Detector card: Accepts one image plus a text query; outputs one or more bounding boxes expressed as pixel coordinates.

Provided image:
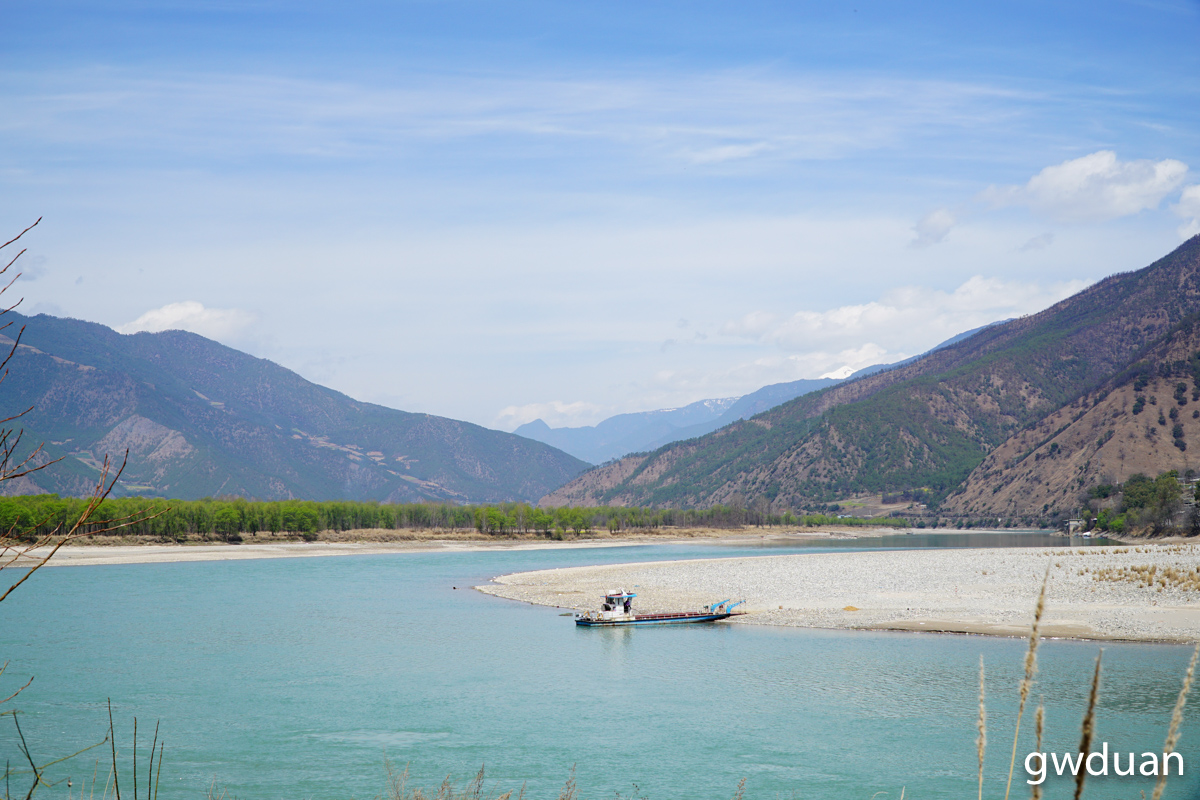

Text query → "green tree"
[1148,472,1183,534]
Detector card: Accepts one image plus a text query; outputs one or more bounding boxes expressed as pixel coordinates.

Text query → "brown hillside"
[943,319,1200,519]
[540,455,645,506]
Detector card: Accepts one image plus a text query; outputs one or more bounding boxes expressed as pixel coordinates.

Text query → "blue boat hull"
[574,612,744,627]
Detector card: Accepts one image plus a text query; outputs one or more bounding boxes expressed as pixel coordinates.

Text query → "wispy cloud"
[683,141,774,164]
[118,301,256,343]
[722,275,1090,359]
[1,68,1040,170]
[1018,232,1055,252]
[1174,185,1200,239]
[910,208,957,248]
[720,310,778,337]
[637,342,899,401]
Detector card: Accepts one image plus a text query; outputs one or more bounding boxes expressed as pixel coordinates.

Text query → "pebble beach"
[478,545,1200,643]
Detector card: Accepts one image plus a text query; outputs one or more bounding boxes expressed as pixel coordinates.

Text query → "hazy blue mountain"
[514,397,739,465]
[0,312,589,502]
[518,323,1010,464]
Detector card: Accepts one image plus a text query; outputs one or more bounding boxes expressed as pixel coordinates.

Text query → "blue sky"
[5,1,1200,430]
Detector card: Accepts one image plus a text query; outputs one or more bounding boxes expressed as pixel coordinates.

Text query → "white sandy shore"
[8,528,890,567]
[478,546,1200,643]
[10,539,643,567]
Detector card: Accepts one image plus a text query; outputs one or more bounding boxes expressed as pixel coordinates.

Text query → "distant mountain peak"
[818,365,857,380]
[702,396,741,411]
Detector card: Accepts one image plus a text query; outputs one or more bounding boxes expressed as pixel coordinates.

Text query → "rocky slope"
[942,318,1200,518]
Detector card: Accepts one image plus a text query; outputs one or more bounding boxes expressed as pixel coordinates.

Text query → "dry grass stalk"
[1031,702,1044,800]
[731,776,746,800]
[205,777,234,800]
[1004,564,1049,800]
[384,756,408,800]
[557,765,577,800]
[1073,652,1102,800]
[146,721,159,800]
[153,742,163,800]
[977,655,987,800]
[1091,564,1200,592]
[1152,642,1199,800]
[108,700,120,800]
[381,762,528,800]
[3,712,106,798]
[0,661,34,706]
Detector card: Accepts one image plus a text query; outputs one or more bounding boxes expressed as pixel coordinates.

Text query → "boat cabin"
[598,588,636,619]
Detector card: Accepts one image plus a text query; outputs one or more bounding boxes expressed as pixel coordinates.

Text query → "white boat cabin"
[597,588,636,620]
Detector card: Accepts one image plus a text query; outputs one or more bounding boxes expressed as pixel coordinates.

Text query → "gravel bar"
[477,545,1200,643]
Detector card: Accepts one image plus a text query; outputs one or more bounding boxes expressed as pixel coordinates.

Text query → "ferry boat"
[573,589,746,627]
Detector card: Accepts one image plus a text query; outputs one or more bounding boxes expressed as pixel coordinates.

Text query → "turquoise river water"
[2,533,1198,800]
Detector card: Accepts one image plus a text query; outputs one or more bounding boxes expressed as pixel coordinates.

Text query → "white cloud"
[720,310,777,338]
[639,343,900,402]
[1174,185,1200,239]
[495,400,610,431]
[118,301,256,342]
[726,275,1090,358]
[984,151,1188,223]
[1018,232,1054,252]
[910,208,957,248]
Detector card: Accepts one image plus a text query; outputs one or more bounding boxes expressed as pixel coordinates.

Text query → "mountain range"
[516,323,1001,464]
[10,234,1200,521]
[0,312,588,503]
[545,235,1200,522]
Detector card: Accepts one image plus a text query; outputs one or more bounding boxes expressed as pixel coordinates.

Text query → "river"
[1,533,1196,799]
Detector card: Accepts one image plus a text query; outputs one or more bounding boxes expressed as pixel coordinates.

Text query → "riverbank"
[13,526,897,567]
[478,545,1200,643]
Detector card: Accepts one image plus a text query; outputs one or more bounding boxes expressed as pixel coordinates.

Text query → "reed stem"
[1074,651,1102,800]
[1152,642,1199,800]
[108,700,120,800]
[978,655,987,800]
[1005,564,1049,800]
[1031,702,1043,800]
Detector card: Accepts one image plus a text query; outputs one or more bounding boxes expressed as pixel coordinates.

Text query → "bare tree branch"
[0,218,41,253]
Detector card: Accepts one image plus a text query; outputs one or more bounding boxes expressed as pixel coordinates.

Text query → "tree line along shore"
[6,472,1199,544]
[0,494,913,544]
